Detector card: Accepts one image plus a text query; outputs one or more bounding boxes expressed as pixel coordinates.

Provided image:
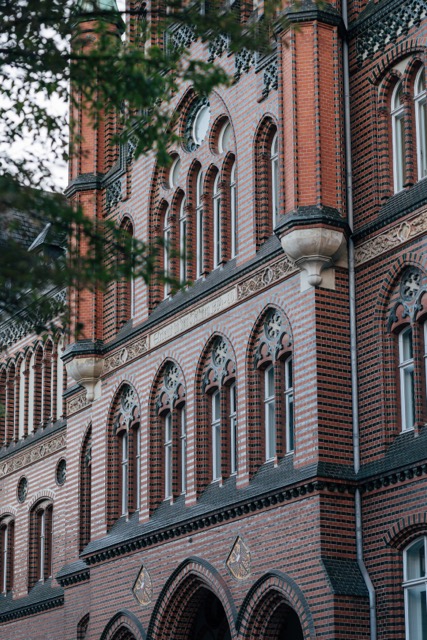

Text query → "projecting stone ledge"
[275,206,349,291]
[63,340,105,402]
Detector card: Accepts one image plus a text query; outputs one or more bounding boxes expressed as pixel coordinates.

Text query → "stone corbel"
[63,340,105,402]
[275,207,349,291]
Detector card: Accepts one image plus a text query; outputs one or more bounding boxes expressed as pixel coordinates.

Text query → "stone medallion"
[226,536,251,580]
[132,565,153,606]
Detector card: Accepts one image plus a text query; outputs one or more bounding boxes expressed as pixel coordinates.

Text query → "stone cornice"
[57,569,90,588]
[0,593,64,623]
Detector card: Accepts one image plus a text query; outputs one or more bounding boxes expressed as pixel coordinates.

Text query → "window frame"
[415,67,427,182]
[230,162,237,259]
[0,517,14,594]
[264,364,276,461]
[163,205,171,298]
[403,536,427,640]
[270,132,279,227]
[196,169,204,278]
[212,389,221,480]
[229,382,237,474]
[391,80,406,193]
[164,411,173,499]
[179,197,187,284]
[284,356,294,453]
[213,173,221,269]
[180,405,187,494]
[399,326,415,432]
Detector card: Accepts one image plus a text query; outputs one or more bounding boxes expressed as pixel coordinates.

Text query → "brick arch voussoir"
[378,69,402,108]
[245,302,293,364]
[237,570,316,640]
[370,39,427,86]
[149,357,186,404]
[384,512,427,550]
[147,557,238,640]
[105,379,141,427]
[27,490,55,512]
[0,506,17,518]
[100,610,146,640]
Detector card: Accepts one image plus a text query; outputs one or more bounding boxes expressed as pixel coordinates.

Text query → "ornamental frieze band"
[355,208,427,265]
[0,433,66,479]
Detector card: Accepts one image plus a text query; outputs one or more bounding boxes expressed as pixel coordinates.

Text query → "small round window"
[17,476,28,503]
[192,104,210,146]
[56,459,67,486]
[169,156,181,189]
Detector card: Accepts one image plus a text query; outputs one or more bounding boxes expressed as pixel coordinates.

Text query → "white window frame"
[399,327,415,432]
[196,170,204,278]
[392,80,406,193]
[135,427,141,510]
[56,337,65,421]
[403,537,427,640]
[169,155,181,189]
[284,356,294,453]
[264,364,276,460]
[121,431,129,516]
[271,132,279,226]
[180,406,187,493]
[163,206,171,298]
[39,509,45,581]
[212,390,221,480]
[1,521,10,594]
[218,120,231,154]
[213,173,221,268]
[18,358,25,439]
[28,351,35,435]
[229,383,237,474]
[179,197,187,284]
[164,412,173,499]
[230,162,237,258]
[415,67,427,181]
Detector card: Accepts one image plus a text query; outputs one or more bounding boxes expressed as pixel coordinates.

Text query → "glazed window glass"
[392,81,406,193]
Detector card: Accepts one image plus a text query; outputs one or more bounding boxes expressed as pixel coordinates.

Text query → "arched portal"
[111,629,137,640]
[185,587,231,640]
[262,600,304,639]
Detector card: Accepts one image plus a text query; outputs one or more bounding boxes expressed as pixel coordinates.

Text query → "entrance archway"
[187,587,231,640]
[265,601,304,639]
[111,629,137,640]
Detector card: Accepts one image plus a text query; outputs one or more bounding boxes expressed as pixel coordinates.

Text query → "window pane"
[407,540,426,580]
[403,367,415,429]
[287,394,294,452]
[408,585,427,640]
[266,366,275,398]
[213,391,221,421]
[266,400,276,459]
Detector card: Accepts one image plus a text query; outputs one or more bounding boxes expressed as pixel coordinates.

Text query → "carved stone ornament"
[132,565,153,606]
[226,536,251,580]
[170,24,196,50]
[0,433,66,479]
[234,48,255,82]
[203,337,235,391]
[355,210,427,266]
[104,337,148,374]
[115,385,140,431]
[237,257,297,300]
[254,309,289,366]
[262,59,279,98]
[356,0,427,65]
[0,289,66,350]
[106,179,122,210]
[67,391,90,415]
[400,268,422,301]
[208,33,230,62]
[126,137,137,165]
[156,362,183,411]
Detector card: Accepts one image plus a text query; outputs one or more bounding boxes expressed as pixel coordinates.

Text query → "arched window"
[0,368,6,445]
[179,197,187,283]
[55,336,65,422]
[6,362,16,445]
[415,67,427,181]
[0,516,14,594]
[196,169,204,278]
[18,355,26,439]
[117,219,134,328]
[213,173,221,269]
[197,337,237,492]
[153,362,186,508]
[29,500,53,589]
[80,427,92,551]
[399,327,415,432]
[271,131,279,226]
[27,350,35,435]
[403,537,427,639]
[42,340,53,426]
[33,344,44,431]
[392,80,406,193]
[108,385,141,526]
[163,205,171,298]
[230,162,237,258]
[250,309,294,472]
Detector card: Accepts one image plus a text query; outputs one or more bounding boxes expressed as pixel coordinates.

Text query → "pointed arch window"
[415,67,427,181]
[196,169,204,278]
[213,173,221,268]
[179,197,187,283]
[0,516,14,594]
[230,162,237,258]
[29,500,53,589]
[80,428,92,551]
[392,80,406,193]
[229,382,237,474]
[163,205,171,298]
[271,132,279,225]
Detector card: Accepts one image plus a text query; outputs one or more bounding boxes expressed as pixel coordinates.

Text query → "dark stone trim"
[359,462,427,494]
[321,558,369,597]
[63,383,84,399]
[81,477,353,566]
[0,420,66,462]
[353,179,427,242]
[64,173,104,197]
[57,569,90,588]
[0,583,64,623]
[282,0,343,30]
[275,206,350,238]
[100,609,146,640]
[62,339,105,364]
[350,0,412,36]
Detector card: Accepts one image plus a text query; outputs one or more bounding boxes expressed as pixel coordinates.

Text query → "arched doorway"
[111,629,137,640]
[187,587,231,640]
[267,601,304,640]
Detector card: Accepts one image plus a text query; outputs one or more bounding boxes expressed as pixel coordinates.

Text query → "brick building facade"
[1,0,427,638]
